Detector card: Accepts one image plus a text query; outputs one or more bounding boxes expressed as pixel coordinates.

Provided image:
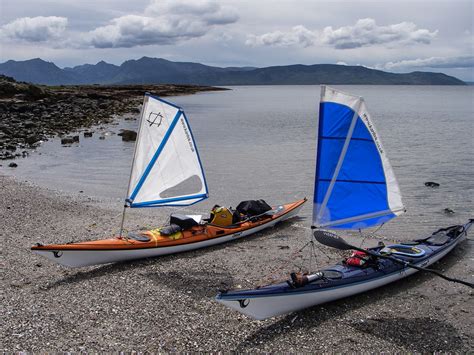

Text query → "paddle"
[313,230,474,288]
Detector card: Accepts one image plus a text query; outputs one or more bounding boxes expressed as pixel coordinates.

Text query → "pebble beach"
[1,174,473,352]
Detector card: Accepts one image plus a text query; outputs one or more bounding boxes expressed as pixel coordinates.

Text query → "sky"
[0,0,473,81]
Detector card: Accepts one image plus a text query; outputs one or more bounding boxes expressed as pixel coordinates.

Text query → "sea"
[3,85,473,239]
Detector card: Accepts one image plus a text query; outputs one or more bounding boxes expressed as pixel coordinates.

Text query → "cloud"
[246,18,437,49]
[322,18,437,49]
[1,16,67,42]
[146,0,238,24]
[383,56,474,70]
[83,0,238,48]
[246,25,316,47]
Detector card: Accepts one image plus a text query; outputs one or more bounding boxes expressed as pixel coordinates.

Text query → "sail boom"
[130,193,208,208]
[314,207,406,229]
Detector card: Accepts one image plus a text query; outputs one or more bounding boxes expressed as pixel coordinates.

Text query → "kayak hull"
[216,221,472,320]
[31,198,306,267]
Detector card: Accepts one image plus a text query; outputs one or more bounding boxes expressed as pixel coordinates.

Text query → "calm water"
[3,85,473,238]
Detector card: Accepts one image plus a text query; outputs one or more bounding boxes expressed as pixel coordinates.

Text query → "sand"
[1,174,473,352]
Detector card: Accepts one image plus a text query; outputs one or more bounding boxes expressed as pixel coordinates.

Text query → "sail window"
[160,175,203,199]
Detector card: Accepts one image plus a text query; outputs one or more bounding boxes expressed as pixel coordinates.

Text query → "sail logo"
[180,118,195,152]
[147,112,163,127]
[361,112,384,154]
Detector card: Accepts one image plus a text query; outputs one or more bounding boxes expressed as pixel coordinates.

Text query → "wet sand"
[1,174,473,352]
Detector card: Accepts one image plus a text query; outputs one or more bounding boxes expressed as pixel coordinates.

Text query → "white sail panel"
[126,94,208,207]
[313,86,404,229]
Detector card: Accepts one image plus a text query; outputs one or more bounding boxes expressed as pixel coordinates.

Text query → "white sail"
[126,94,208,207]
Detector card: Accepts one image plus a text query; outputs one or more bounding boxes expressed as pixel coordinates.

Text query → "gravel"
[1,175,473,352]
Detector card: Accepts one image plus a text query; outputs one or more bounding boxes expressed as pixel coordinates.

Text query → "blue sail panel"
[313,86,404,230]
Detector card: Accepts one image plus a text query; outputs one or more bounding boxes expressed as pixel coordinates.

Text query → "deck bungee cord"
[313,226,474,289]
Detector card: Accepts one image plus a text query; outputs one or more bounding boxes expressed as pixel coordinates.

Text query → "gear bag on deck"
[236,199,272,217]
[209,206,234,227]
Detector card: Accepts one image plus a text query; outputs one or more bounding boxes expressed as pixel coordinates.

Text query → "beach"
[1,174,473,352]
[2,0,473,351]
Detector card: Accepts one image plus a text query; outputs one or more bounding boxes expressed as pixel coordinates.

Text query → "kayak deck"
[31,198,306,267]
[216,221,472,319]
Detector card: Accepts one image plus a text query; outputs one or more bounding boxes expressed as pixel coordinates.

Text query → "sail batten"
[126,94,208,208]
[313,86,404,230]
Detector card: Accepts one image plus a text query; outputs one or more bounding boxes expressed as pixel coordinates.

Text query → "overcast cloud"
[246,19,438,49]
[0,0,472,80]
[83,0,238,48]
[383,55,474,70]
[1,16,68,42]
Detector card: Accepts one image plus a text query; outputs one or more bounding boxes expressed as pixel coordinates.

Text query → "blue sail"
[312,86,404,230]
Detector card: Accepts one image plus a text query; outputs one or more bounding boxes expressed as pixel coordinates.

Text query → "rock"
[425,182,440,187]
[25,134,41,145]
[84,131,93,137]
[118,129,137,142]
[8,162,18,168]
[0,77,220,160]
[61,136,75,145]
[0,151,14,160]
[444,208,455,214]
[23,121,37,129]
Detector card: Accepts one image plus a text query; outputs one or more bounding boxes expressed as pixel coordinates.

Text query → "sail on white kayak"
[126,94,208,207]
[313,86,405,229]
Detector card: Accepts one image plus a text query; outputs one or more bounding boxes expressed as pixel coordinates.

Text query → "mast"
[119,94,149,237]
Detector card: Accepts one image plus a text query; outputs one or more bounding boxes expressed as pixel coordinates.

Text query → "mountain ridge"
[0,57,466,86]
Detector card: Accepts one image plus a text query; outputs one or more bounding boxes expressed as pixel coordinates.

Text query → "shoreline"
[0,77,227,160]
[1,174,473,352]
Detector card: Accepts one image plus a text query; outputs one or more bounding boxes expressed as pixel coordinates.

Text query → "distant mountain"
[63,60,120,84]
[0,58,79,85]
[0,57,466,86]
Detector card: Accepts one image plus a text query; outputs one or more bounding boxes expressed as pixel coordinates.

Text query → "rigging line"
[308,240,318,273]
[256,240,316,287]
[369,222,386,240]
[317,239,334,261]
[359,223,387,248]
[359,228,367,248]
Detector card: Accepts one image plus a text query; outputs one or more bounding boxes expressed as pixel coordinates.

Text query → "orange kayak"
[31,198,306,267]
